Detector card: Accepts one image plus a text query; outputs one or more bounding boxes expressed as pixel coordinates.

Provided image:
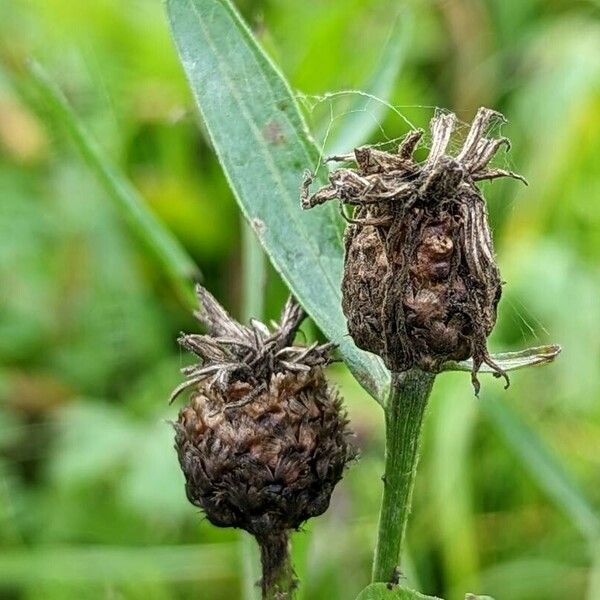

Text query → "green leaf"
[167,0,390,401]
[443,344,561,374]
[355,583,441,600]
[326,13,412,156]
[25,61,200,309]
[355,587,495,600]
[482,397,600,543]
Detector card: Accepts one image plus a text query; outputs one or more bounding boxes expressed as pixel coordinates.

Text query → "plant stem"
[241,220,266,322]
[372,369,436,583]
[258,531,296,599]
[240,221,295,598]
[240,219,267,600]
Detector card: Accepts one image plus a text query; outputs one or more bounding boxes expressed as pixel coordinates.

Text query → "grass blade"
[241,220,266,323]
[482,397,600,543]
[25,61,200,308]
[167,0,390,401]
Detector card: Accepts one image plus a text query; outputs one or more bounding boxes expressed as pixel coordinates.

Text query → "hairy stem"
[372,369,436,583]
[258,531,296,599]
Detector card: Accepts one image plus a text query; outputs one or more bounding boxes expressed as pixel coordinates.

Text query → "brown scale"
[302,108,526,393]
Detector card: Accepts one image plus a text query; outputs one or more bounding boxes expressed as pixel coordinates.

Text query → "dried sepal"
[302,107,527,393]
[443,344,561,374]
[170,285,335,403]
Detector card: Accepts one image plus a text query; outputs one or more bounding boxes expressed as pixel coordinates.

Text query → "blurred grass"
[1,0,599,599]
[23,60,200,309]
[0,544,237,584]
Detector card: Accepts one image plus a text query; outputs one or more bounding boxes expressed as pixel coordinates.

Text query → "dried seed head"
[302,108,526,393]
[171,286,355,590]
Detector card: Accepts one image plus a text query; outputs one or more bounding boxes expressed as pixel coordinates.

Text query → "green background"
[0,0,599,598]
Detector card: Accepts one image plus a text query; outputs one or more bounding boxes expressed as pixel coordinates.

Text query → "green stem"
[241,220,266,322]
[240,218,267,600]
[240,221,294,598]
[372,369,436,583]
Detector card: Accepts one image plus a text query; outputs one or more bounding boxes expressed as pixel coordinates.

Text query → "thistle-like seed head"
[172,286,355,539]
[302,108,526,393]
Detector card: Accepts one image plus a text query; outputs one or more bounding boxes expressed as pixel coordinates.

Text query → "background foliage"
[1,0,599,599]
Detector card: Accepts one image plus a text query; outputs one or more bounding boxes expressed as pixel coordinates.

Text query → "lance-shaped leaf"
[167,0,390,401]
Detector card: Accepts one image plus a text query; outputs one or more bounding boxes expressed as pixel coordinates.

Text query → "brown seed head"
[172,286,355,539]
[302,108,526,393]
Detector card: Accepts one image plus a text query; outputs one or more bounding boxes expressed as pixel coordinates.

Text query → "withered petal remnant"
[302,107,526,394]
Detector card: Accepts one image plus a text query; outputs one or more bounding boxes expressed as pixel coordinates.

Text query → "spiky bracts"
[170,286,334,405]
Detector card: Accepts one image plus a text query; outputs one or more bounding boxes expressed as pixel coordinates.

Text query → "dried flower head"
[302,107,526,393]
[172,286,355,594]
